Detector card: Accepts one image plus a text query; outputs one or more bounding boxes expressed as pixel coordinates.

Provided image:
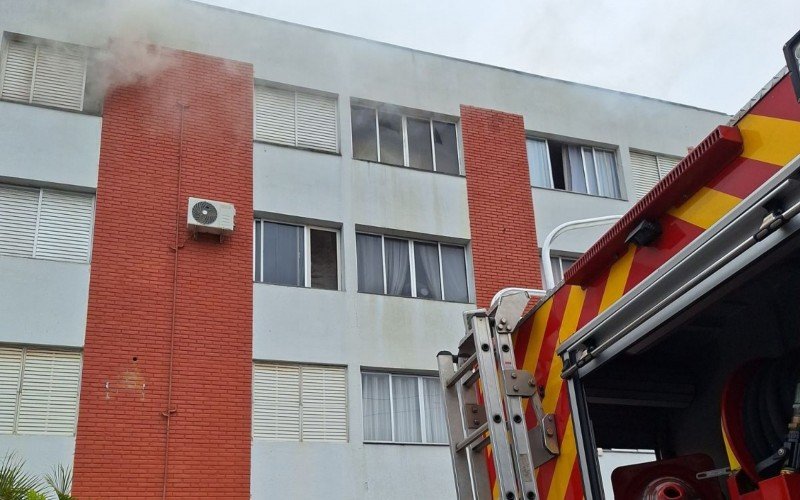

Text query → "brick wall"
[460,105,541,308]
[72,49,254,498]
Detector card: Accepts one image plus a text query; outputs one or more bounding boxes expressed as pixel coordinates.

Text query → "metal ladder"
[437,290,559,500]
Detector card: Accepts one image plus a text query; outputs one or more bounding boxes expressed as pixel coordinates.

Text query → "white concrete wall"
[0,1,731,498]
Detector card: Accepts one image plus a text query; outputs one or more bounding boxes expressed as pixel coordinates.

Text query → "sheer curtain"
[422,377,448,444]
[356,234,384,294]
[264,222,303,286]
[392,375,421,442]
[526,139,552,188]
[595,149,621,198]
[581,148,599,195]
[362,373,392,441]
[384,238,411,296]
[414,242,441,300]
[441,245,468,302]
[563,145,587,194]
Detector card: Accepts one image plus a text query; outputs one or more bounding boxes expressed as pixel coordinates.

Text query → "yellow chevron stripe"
[521,298,554,375]
[598,244,636,313]
[668,186,741,230]
[545,415,577,500]
[739,114,800,166]
[541,288,585,415]
[722,424,742,472]
[558,286,586,344]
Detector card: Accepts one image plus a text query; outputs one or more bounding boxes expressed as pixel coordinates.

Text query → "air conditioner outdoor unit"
[187,197,235,235]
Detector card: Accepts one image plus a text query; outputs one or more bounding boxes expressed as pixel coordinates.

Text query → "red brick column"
[460,105,541,308]
[72,49,253,498]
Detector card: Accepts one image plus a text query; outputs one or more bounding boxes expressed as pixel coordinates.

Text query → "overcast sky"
[199,0,797,114]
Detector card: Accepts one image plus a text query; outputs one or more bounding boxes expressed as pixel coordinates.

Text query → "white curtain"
[263,222,303,286]
[356,234,384,294]
[441,245,468,302]
[595,149,621,198]
[392,375,421,442]
[422,378,448,444]
[564,145,586,194]
[581,148,599,195]
[384,238,411,296]
[414,242,441,300]
[526,139,552,188]
[362,373,392,441]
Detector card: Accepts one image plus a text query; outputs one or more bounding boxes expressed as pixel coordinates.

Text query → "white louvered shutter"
[253,363,301,441]
[0,184,40,258]
[16,350,82,435]
[1,41,36,102]
[254,86,296,147]
[0,348,23,434]
[301,365,347,442]
[34,190,94,262]
[657,156,680,178]
[296,92,338,153]
[630,151,660,200]
[30,44,86,111]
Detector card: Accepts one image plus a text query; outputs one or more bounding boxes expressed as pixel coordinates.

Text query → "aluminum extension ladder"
[437,290,559,500]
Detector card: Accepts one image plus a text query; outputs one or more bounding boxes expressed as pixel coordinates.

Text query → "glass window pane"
[441,245,468,302]
[310,229,338,290]
[362,373,392,442]
[413,242,441,300]
[356,233,384,294]
[582,148,599,196]
[595,149,621,198]
[527,139,552,188]
[422,378,448,444]
[407,118,433,171]
[263,222,304,286]
[351,105,377,162]
[254,221,262,282]
[378,111,404,166]
[433,121,459,175]
[564,145,588,194]
[392,375,421,443]
[384,238,411,297]
[550,256,563,283]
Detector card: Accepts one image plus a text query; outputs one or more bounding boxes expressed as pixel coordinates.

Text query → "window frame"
[361,370,447,446]
[351,104,462,175]
[253,219,342,290]
[355,231,470,302]
[252,361,349,443]
[549,254,580,284]
[527,136,624,199]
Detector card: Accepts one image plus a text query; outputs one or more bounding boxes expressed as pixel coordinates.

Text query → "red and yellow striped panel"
[496,74,800,499]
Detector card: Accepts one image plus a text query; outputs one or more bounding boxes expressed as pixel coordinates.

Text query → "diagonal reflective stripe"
[599,244,636,313]
[739,114,800,167]
[668,186,741,230]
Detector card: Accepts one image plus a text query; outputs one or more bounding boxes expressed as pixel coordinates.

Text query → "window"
[362,371,447,444]
[253,220,340,290]
[0,347,82,435]
[356,233,469,302]
[254,85,338,153]
[549,255,578,284]
[351,104,460,174]
[0,184,94,263]
[527,138,622,198]
[253,362,347,442]
[1,37,88,111]
[629,151,681,200]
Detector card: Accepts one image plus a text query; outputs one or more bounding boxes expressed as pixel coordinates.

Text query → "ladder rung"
[462,367,480,388]
[473,434,491,453]
[447,352,478,387]
[455,422,489,453]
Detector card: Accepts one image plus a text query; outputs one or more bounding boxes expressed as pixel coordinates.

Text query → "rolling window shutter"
[254,86,296,147]
[16,349,82,435]
[0,348,23,434]
[0,184,40,258]
[301,365,347,442]
[657,156,680,178]
[30,44,86,111]
[253,363,301,441]
[630,151,660,200]
[1,40,36,102]
[296,92,338,153]
[34,189,94,262]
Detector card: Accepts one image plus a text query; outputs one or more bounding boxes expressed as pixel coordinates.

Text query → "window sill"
[253,139,342,157]
[364,440,448,447]
[530,184,629,202]
[253,281,343,292]
[352,158,465,178]
[0,97,101,117]
[356,290,473,305]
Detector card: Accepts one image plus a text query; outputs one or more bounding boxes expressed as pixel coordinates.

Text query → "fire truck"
[437,29,800,499]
